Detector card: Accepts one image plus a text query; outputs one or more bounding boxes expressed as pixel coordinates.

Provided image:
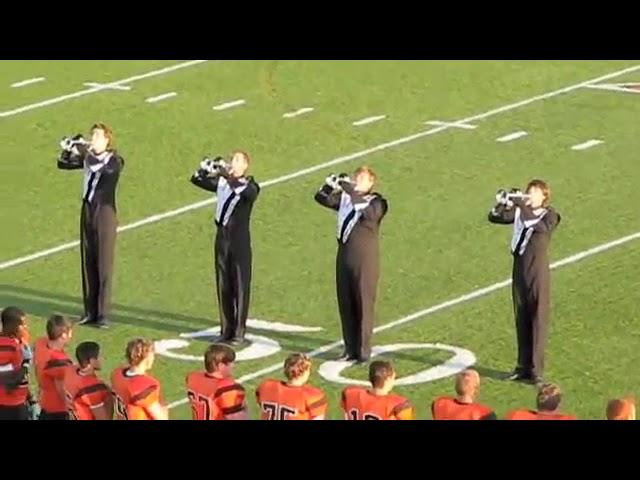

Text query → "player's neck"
[287,378,306,387]
[457,395,475,404]
[128,365,147,376]
[79,366,96,376]
[370,387,391,396]
[47,339,65,351]
[206,371,225,379]
[538,409,560,416]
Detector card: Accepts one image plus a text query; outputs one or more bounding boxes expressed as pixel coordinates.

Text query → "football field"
[1,60,639,419]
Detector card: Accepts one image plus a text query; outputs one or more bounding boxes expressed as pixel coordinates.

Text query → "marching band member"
[57,124,125,329]
[314,166,388,363]
[489,180,561,384]
[190,152,260,345]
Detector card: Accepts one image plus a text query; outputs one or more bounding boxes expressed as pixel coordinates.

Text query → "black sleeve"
[190,171,220,193]
[488,204,515,224]
[314,184,341,211]
[57,150,85,170]
[234,176,260,203]
[361,195,388,223]
[102,154,124,175]
[520,205,561,233]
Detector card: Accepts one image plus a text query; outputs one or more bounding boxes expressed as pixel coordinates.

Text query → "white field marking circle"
[318,343,476,386]
[155,319,323,362]
[155,330,280,362]
[245,319,323,332]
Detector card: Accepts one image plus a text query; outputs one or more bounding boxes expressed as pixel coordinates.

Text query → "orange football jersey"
[186,372,246,420]
[505,409,577,420]
[341,386,414,420]
[431,396,496,420]
[0,336,29,406]
[34,337,73,413]
[111,367,163,420]
[64,367,111,420]
[256,379,328,420]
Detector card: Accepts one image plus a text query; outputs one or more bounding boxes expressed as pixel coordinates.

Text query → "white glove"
[199,158,216,174]
[325,174,339,189]
[495,189,508,206]
[60,137,74,152]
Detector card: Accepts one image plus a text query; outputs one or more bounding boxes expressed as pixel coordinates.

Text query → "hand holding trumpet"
[325,173,353,191]
[197,156,228,176]
[495,188,531,208]
[59,134,90,156]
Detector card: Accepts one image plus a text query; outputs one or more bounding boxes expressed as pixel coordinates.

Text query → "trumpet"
[199,156,229,175]
[495,188,531,206]
[325,173,353,190]
[59,136,91,152]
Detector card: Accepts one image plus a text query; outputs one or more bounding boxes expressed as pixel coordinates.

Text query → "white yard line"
[583,83,640,94]
[167,230,640,409]
[10,77,46,88]
[571,139,604,151]
[213,99,246,111]
[2,63,640,272]
[0,60,207,118]
[496,130,528,142]
[283,107,314,118]
[145,92,177,103]
[352,115,386,126]
[425,120,477,130]
[83,82,131,91]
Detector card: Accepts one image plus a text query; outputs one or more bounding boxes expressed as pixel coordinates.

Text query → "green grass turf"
[1,60,639,419]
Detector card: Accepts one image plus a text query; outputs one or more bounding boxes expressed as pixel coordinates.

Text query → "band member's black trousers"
[511,258,550,378]
[215,228,252,341]
[336,243,379,360]
[80,201,117,322]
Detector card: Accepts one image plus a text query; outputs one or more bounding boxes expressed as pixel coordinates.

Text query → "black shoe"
[213,335,232,344]
[355,357,370,365]
[77,316,95,326]
[507,370,533,382]
[229,338,249,347]
[90,319,110,330]
[335,351,357,361]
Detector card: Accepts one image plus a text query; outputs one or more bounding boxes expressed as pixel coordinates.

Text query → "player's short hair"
[526,179,551,207]
[126,338,154,367]
[76,341,100,368]
[1,306,26,336]
[232,150,251,165]
[46,314,73,341]
[606,398,636,420]
[354,165,377,184]
[283,353,312,381]
[455,369,480,396]
[91,122,114,148]
[536,383,562,412]
[204,344,236,373]
[369,360,395,389]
